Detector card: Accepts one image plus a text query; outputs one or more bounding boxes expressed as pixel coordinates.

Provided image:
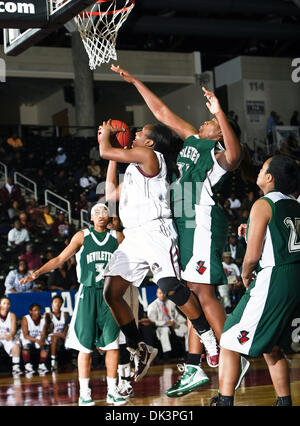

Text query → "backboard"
[3,0,97,56]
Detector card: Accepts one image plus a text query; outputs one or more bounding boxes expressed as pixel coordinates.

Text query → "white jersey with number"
[21,314,45,340]
[119,151,172,229]
[49,311,67,334]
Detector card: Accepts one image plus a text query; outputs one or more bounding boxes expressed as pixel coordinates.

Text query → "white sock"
[106,377,117,392]
[79,378,90,396]
[118,363,131,380]
[12,357,20,364]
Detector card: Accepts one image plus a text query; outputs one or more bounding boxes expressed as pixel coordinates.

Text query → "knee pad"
[157,277,191,306]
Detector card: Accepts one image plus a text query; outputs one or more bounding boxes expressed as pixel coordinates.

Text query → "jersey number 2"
[284,217,300,253]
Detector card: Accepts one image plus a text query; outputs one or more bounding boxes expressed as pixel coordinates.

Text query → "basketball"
[98,119,132,148]
[110,119,132,148]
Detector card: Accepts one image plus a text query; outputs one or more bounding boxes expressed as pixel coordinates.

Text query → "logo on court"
[196,260,206,275]
[238,330,249,345]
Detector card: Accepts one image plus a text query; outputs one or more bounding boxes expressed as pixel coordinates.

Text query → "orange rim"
[79,0,134,17]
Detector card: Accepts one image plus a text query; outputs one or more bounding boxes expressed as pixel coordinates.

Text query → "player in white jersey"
[99,120,218,382]
[20,303,50,375]
[0,296,22,376]
[211,155,300,406]
[45,295,68,371]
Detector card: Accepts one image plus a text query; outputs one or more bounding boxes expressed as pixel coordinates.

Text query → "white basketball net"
[74,0,135,70]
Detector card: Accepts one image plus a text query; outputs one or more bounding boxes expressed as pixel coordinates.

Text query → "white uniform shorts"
[104,218,181,287]
[0,338,19,356]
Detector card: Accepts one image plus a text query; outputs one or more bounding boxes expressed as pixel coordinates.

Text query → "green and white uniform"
[172,135,229,285]
[221,192,300,356]
[65,227,122,353]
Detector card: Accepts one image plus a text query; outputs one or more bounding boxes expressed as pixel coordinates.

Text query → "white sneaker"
[38,363,49,374]
[235,356,250,390]
[12,364,22,376]
[165,364,209,397]
[25,362,34,373]
[106,387,127,406]
[118,379,134,399]
[198,329,219,368]
[78,389,95,406]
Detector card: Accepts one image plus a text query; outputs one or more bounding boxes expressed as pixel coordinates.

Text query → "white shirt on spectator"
[7,227,30,247]
[228,197,241,209]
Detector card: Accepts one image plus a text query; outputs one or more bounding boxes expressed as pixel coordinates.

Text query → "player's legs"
[263,346,291,404]
[218,347,241,397]
[103,275,133,326]
[188,282,226,342]
[77,352,95,406]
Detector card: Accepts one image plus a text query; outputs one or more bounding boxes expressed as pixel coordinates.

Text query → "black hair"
[29,303,41,311]
[18,259,28,274]
[51,295,64,304]
[267,155,300,195]
[146,123,181,182]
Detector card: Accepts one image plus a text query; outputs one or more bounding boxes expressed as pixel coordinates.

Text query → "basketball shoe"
[118,378,134,399]
[78,388,95,406]
[127,342,158,382]
[24,362,34,373]
[12,364,22,376]
[106,388,127,406]
[198,329,219,368]
[165,364,209,398]
[38,363,49,374]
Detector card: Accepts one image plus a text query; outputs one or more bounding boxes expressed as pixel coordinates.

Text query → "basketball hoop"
[72,0,135,70]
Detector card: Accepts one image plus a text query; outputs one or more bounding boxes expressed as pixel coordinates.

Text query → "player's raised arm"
[111,65,197,140]
[105,160,122,203]
[203,88,242,171]
[19,231,84,285]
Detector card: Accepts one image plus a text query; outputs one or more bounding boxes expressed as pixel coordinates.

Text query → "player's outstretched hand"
[202,87,221,115]
[19,272,37,285]
[111,64,135,83]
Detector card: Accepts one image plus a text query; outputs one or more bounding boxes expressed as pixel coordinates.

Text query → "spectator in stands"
[79,170,98,201]
[19,211,35,235]
[44,295,68,371]
[35,168,50,202]
[89,145,100,162]
[55,147,67,168]
[147,288,188,360]
[0,296,22,376]
[0,176,25,209]
[7,200,21,220]
[7,218,30,249]
[51,211,73,239]
[227,192,242,211]
[19,243,42,273]
[224,232,246,270]
[75,192,90,219]
[47,262,78,291]
[87,159,101,178]
[4,260,39,294]
[252,147,266,168]
[7,132,23,151]
[41,205,54,230]
[20,303,49,375]
[138,302,159,351]
[220,252,242,314]
[290,111,299,126]
[237,209,249,227]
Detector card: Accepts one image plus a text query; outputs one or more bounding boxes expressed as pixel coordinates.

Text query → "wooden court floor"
[0,353,299,407]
